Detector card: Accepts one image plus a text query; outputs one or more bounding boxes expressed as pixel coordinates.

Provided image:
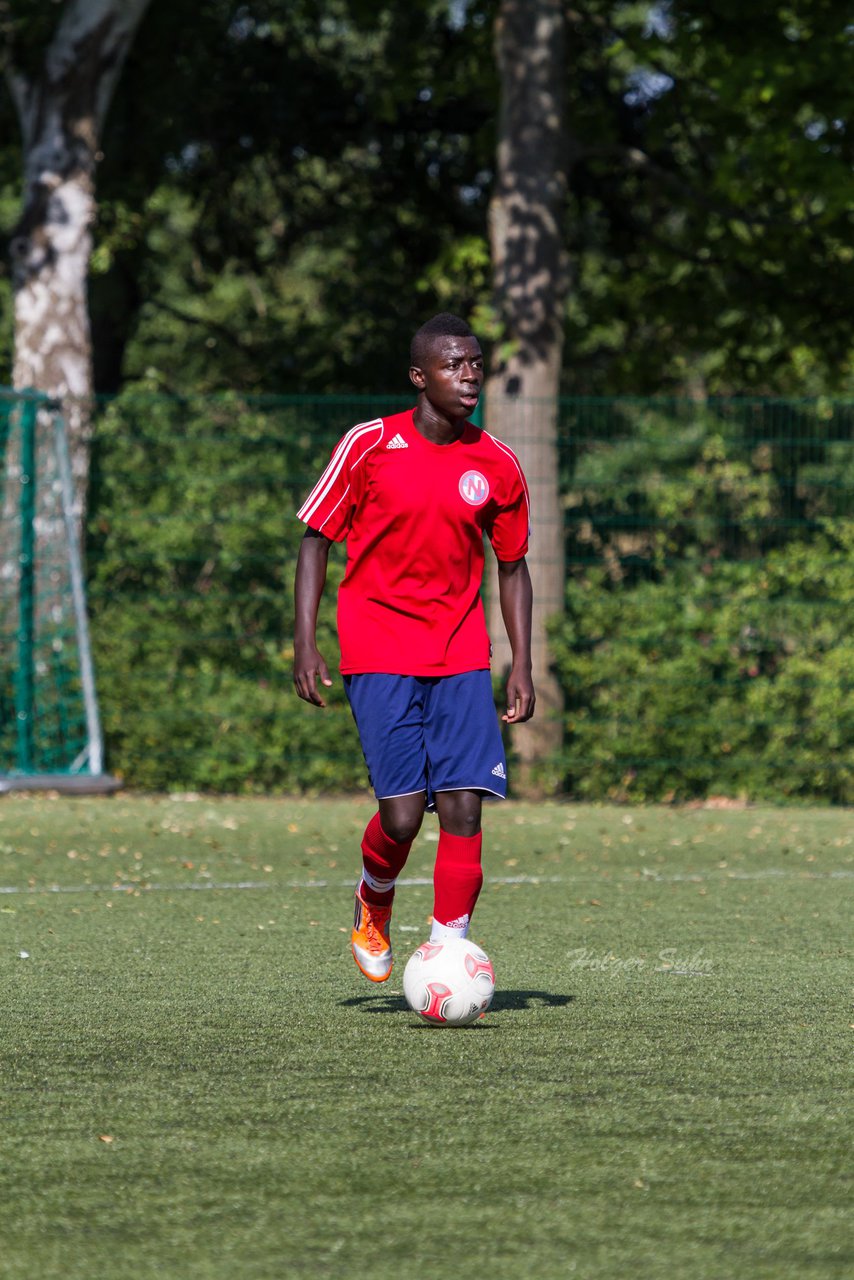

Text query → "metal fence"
[0,392,108,788]
[2,388,852,801]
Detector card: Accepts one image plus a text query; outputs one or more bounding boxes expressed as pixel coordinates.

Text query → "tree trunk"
[5,0,152,525]
[487,0,568,780]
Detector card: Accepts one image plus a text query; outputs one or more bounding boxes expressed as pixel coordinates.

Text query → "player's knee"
[450,811,481,838]
[384,815,423,844]
[379,800,425,845]
[436,791,482,837]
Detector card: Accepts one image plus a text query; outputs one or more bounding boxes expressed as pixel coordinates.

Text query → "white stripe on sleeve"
[297,418,384,527]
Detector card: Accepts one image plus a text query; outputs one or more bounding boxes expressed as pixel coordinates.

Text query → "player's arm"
[293,527,334,707]
[496,555,535,723]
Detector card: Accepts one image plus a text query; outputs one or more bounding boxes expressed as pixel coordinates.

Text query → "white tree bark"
[487,0,568,776]
[5,0,152,524]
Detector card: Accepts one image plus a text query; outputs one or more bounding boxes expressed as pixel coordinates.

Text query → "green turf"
[0,795,851,1279]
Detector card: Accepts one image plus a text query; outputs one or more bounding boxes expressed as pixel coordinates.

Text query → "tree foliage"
[2,2,851,798]
[85,391,389,791]
[4,0,851,396]
[78,390,852,799]
[562,0,854,393]
[548,399,854,802]
[86,0,497,394]
[550,527,854,804]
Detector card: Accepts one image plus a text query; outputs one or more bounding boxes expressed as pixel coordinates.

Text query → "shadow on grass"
[339,990,575,1015]
[492,989,575,1011]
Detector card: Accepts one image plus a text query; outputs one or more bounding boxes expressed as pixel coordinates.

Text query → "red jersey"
[297,409,530,676]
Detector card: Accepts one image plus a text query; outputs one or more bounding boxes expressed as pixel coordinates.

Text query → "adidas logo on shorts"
[491,762,506,779]
[386,433,408,449]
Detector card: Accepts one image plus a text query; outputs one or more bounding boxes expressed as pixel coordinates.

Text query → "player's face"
[410,337,484,419]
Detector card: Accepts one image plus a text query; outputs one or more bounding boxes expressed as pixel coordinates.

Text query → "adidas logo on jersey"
[386,433,408,449]
[491,762,506,778]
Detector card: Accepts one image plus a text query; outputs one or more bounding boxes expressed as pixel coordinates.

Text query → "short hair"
[410,313,475,368]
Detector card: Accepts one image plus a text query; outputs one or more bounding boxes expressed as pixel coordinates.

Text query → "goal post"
[1,389,119,794]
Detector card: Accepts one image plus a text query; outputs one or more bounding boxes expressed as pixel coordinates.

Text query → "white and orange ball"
[403,938,495,1026]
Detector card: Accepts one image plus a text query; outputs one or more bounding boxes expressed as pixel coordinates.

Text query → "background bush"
[87,390,408,793]
[550,528,853,803]
[86,393,852,801]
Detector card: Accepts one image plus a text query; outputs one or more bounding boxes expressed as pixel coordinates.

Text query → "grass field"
[0,794,851,1279]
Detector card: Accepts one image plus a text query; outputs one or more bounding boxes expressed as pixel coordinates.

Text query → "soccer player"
[293,313,534,982]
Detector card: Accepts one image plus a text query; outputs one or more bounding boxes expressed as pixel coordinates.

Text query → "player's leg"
[432,788,484,940]
[423,671,507,940]
[344,675,429,981]
[359,791,426,907]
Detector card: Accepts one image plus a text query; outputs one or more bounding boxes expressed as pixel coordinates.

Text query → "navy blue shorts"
[343,671,507,807]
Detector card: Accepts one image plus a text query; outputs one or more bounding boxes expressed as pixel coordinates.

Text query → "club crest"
[459,470,489,506]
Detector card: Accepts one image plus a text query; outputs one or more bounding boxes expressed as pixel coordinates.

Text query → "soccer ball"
[403,938,495,1026]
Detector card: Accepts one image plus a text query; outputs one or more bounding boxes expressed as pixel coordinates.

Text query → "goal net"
[0,390,117,792]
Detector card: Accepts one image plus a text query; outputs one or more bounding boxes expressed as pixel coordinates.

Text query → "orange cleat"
[351,888,393,982]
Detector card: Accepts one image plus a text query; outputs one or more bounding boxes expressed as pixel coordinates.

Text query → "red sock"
[432,829,484,932]
[359,812,412,906]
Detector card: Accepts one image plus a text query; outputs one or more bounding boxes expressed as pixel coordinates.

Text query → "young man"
[293,313,534,982]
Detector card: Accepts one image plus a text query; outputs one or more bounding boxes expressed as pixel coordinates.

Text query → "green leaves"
[86,389,405,791]
[4,0,851,395]
[551,531,853,804]
[550,394,854,801]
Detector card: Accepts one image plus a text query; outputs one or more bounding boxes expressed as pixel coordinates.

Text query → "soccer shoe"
[351,888,393,982]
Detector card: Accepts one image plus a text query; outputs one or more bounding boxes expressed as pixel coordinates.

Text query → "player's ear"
[409,364,425,390]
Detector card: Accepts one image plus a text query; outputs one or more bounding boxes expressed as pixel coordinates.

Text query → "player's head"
[409,313,484,421]
[410,313,476,369]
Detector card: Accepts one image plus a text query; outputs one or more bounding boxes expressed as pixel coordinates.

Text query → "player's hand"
[502,665,535,723]
[293,645,333,707]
